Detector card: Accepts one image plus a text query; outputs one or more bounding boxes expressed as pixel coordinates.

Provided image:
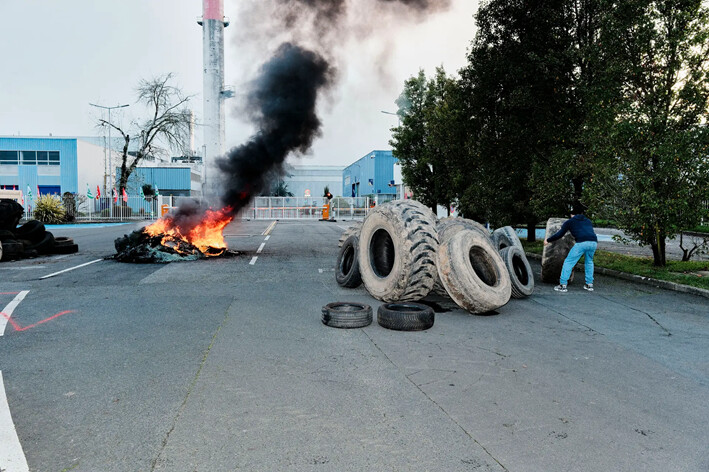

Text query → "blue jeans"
[560,241,598,285]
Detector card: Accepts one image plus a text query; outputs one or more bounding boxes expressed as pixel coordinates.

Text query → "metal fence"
[20,195,379,222]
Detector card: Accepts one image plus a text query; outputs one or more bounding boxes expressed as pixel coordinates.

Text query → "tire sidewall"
[437,230,512,313]
[335,235,362,288]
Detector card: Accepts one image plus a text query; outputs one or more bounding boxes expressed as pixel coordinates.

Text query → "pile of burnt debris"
[0,199,78,262]
[113,228,240,263]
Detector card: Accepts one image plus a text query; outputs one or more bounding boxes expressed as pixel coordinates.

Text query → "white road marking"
[0,291,29,337]
[249,256,258,265]
[262,221,278,236]
[264,235,270,241]
[39,259,102,280]
[0,371,30,472]
[257,243,266,254]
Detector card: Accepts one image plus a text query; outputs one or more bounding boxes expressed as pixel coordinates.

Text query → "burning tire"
[338,221,362,248]
[541,218,575,284]
[377,302,434,331]
[492,226,523,252]
[499,246,534,298]
[358,200,438,302]
[321,302,373,329]
[14,220,45,242]
[335,235,362,288]
[436,229,511,314]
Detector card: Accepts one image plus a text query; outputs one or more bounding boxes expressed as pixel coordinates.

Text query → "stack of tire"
[335,200,535,315]
[0,220,78,262]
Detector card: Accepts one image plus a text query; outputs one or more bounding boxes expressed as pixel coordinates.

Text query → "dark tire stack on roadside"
[0,199,79,262]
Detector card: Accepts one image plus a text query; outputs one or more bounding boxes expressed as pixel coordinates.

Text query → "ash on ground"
[112,229,240,263]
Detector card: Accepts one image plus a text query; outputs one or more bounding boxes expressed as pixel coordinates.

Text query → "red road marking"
[0,310,76,332]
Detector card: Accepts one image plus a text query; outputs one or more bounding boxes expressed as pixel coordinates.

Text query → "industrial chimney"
[198,0,230,195]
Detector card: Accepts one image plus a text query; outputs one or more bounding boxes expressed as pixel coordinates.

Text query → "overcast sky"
[0,0,478,167]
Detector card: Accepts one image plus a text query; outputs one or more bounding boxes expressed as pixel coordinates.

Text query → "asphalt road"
[1,219,707,472]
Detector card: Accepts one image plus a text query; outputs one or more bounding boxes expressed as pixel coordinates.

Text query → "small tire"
[14,220,45,242]
[321,302,373,329]
[499,246,535,298]
[541,218,575,284]
[491,226,523,252]
[26,231,55,254]
[436,229,512,314]
[53,236,75,247]
[335,235,362,288]
[50,243,79,255]
[338,221,363,248]
[377,302,434,331]
[359,200,438,302]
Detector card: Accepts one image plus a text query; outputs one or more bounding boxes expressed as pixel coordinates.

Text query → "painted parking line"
[0,371,30,472]
[249,256,258,265]
[39,259,103,280]
[0,291,29,337]
[257,243,266,254]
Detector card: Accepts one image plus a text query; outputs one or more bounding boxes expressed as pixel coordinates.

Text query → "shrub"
[34,195,66,224]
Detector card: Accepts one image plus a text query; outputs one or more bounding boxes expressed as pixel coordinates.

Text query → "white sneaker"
[554,284,568,293]
[584,284,594,292]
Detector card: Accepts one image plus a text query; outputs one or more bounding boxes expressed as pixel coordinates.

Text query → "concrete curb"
[525,252,709,300]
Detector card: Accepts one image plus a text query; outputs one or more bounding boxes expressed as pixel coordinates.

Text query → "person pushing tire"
[544,202,598,293]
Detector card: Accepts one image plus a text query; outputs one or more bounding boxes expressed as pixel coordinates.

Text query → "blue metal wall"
[0,137,78,193]
[119,167,192,194]
[342,150,397,197]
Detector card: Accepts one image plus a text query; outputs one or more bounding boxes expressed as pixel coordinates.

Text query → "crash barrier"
[334,200,537,315]
[246,197,380,220]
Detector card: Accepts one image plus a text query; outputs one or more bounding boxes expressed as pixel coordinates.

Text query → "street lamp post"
[90,102,129,218]
[381,110,401,127]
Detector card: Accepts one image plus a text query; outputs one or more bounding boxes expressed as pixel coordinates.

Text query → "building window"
[0,150,19,165]
[0,150,60,165]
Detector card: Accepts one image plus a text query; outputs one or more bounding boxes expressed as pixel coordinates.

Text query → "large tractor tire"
[437,217,491,244]
[499,246,535,298]
[337,221,363,248]
[436,229,512,314]
[541,218,575,283]
[358,200,438,302]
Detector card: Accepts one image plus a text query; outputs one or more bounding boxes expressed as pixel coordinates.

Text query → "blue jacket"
[547,215,597,243]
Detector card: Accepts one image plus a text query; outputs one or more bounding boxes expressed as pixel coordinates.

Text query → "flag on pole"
[27,185,33,200]
[37,185,41,198]
[140,186,145,200]
[122,188,128,203]
[154,185,160,197]
[20,190,24,206]
[96,185,101,199]
[87,183,94,199]
[113,188,118,203]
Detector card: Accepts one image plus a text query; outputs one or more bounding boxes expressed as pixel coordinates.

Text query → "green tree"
[590,0,709,266]
[390,68,461,213]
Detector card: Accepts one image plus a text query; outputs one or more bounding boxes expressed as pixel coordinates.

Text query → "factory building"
[282,165,345,198]
[0,136,200,200]
[342,150,398,200]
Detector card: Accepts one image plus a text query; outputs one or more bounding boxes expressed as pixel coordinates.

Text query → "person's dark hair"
[572,201,587,215]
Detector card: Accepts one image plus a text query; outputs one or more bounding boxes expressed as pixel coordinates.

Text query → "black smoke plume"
[217,42,335,213]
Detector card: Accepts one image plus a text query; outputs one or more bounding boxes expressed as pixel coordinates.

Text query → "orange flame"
[145,207,234,256]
